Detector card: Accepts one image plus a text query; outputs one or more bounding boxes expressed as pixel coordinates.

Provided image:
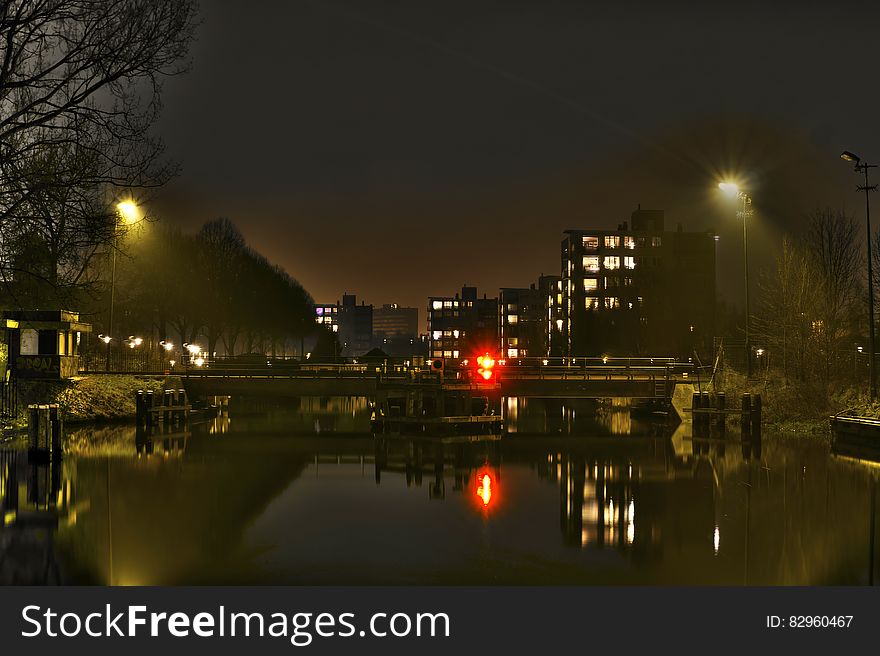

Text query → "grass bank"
[713,368,870,436]
[6,374,165,430]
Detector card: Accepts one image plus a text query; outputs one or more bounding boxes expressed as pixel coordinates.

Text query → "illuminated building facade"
[314,293,373,356]
[427,286,498,359]
[499,285,545,358]
[561,208,716,358]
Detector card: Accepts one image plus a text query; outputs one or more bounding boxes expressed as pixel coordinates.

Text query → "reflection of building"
[427,286,498,359]
[560,208,716,358]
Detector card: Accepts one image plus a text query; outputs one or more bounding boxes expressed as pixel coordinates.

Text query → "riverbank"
[713,369,870,436]
[4,375,165,432]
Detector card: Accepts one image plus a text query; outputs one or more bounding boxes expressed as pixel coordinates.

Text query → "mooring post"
[751,393,762,446]
[136,389,144,426]
[701,391,711,435]
[741,393,752,441]
[692,392,703,438]
[163,389,173,423]
[27,404,39,451]
[146,390,154,426]
[49,404,62,459]
[716,392,726,436]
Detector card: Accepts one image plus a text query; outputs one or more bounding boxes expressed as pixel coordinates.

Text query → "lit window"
[507,303,517,311]
[507,348,519,358]
[508,314,519,324]
[508,337,519,346]
[433,350,443,358]
[623,236,636,249]
[432,300,442,310]
[452,350,459,358]
[651,236,662,247]
[604,235,620,248]
[585,298,599,310]
[453,329,460,338]
[583,256,600,272]
[332,325,338,332]
[584,278,598,292]
[583,236,599,249]
[432,331,442,340]
[603,256,620,269]
[556,319,563,331]
[605,297,620,309]
[443,350,453,358]
[624,256,635,269]
[443,301,453,308]
[556,293,562,304]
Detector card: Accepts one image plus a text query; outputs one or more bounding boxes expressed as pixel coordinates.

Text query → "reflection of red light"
[476,469,495,507]
[480,369,493,380]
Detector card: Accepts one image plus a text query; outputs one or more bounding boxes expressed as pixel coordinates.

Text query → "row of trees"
[754,207,865,383]
[0,2,327,358]
[115,218,317,357]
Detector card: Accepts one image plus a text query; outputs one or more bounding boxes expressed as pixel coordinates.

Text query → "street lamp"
[106,200,140,370]
[718,181,754,376]
[841,150,877,399]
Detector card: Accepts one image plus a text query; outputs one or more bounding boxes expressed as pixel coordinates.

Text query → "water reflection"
[0,398,878,585]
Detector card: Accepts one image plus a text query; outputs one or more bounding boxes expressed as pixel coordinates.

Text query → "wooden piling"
[49,404,62,459]
[716,392,726,435]
[741,393,751,434]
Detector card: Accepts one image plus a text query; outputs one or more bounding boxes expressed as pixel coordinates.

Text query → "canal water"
[1,397,878,585]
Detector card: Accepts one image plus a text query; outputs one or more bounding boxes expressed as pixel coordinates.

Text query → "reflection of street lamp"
[106,200,140,371]
[841,151,877,400]
[719,182,754,377]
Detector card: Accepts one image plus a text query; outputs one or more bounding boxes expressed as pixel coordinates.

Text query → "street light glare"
[718,182,740,196]
[840,150,861,164]
[117,200,139,223]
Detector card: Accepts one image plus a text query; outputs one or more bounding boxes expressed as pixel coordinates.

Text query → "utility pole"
[841,151,877,400]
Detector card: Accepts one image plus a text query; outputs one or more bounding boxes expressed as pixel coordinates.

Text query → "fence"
[0,377,17,419]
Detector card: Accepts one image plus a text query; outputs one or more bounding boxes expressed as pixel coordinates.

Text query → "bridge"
[174,356,708,400]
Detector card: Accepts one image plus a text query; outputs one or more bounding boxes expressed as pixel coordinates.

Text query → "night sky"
[150,0,880,325]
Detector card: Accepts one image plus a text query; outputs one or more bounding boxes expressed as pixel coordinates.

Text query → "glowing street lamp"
[106,199,141,370]
[718,181,754,377]
[840,150,877,400]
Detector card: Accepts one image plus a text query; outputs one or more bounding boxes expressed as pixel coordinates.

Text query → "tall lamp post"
[719,182,754,377]
[841,151,877,400]
[106,200,140,371]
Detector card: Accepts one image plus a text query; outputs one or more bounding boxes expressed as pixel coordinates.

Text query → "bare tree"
[805,207,861,380]
[755,236,815,381]
[0,1,199,304]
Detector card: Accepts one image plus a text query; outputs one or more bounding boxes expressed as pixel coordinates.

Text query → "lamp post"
[719,182,754,377]
[107,201,139,371]
[841,151,877,400]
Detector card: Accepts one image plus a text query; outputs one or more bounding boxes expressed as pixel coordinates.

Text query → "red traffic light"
[475,352,496,382]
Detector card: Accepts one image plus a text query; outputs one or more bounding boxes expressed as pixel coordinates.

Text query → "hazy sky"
[149,0,880,324]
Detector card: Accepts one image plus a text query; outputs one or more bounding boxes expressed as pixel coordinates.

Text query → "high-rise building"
[560,208,715,358]
[372,304,418,339]
[314,293,373,356]
[537,274,564,357]
[427,286,498,359]
[499,285,545,358]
